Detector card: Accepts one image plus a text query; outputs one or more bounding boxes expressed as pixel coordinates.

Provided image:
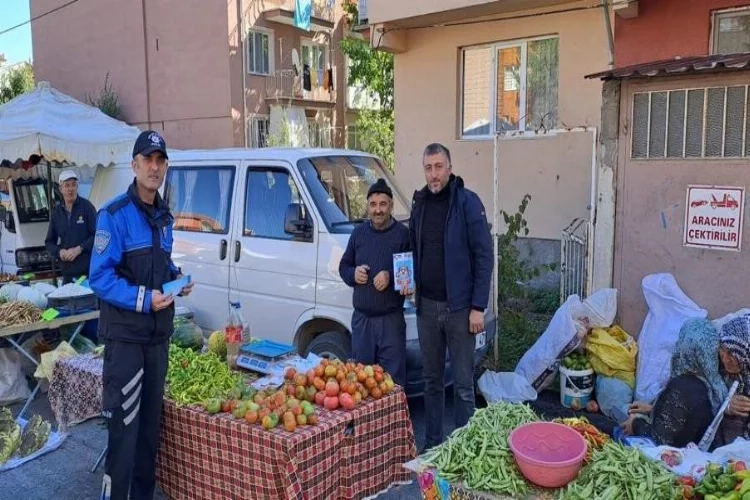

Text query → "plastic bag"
[595,376,633,423]
[477,371,538,404]
[33,341,78,381]
[516,295,582,390]
[635,273,707,403]
[0,349,30,404]
[515,289,618,391]
[586,325,638,388]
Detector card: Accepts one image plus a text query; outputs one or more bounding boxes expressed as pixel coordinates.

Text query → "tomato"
[736,461,747,472]
[678,476,695,487]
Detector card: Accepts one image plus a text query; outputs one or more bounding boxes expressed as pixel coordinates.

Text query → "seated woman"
[621,318,728,447]
[713,314,750,448]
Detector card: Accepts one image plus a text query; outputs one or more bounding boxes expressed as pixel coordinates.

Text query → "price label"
[41,308,60,322]
[75,275,87,285]
[21,273,34,281]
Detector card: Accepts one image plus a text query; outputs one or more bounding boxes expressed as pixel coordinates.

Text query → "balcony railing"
[262,0,335,26]
[265,69,335,104]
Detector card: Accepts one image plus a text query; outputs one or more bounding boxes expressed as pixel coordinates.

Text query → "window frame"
[301,38,328,74]
[242,166,314,243]
[248,114,270,148]
[459,35,559,140]
[710,6,750,55]
[164,165,237,235]
[246,27,274,76]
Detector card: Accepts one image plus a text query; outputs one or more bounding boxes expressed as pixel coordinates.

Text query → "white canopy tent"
[0,81,141,183]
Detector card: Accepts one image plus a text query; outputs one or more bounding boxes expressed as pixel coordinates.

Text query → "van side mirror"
[0,206,14,233]
[284,203,311,236]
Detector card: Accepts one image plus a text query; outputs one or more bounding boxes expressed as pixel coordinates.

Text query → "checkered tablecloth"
[48,353,104,431]
[156,389,417,499]
[48,354,417,499]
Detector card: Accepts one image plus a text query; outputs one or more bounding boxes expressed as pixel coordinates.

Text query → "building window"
[712,8,750,54]
[249,116,269,148]
[302,40,327,82]
[247,29,273,75]
[631,86,750,159]
[461,37,559,138]
[166,167,236,234]
[308,120,332,148]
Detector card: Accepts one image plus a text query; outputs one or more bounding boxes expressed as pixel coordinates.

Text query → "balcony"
[265,69,335,108]
[262,0,335,32]
[368,0,583,27]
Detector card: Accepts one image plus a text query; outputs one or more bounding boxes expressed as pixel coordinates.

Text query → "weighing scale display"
[236,354,273,374]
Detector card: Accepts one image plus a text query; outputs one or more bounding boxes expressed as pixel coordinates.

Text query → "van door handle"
[234,241,241,262]
[219,239,227,260]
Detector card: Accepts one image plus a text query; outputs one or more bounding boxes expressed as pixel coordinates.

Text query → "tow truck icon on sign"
[710,193,739,210]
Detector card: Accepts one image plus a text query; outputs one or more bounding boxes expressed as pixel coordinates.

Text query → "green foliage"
[266,113,292,147]
[357,109,394,171]
[86,73,122,120]
[0,62,34,104]
[339,14,395,170]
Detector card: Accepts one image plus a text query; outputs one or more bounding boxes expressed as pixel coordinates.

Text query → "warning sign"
[684,185,745,251]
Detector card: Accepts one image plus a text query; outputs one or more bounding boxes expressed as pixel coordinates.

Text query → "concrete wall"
[615,0,750,67]
[391,7,608,240]
[614,74,750,336]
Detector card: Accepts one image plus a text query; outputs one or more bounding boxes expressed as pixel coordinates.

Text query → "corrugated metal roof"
[585,52,750,80]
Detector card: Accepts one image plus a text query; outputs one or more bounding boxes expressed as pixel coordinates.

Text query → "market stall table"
[48,353,418,499]
[1,310,99,421]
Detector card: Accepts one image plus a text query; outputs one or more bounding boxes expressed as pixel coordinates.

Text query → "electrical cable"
[0,0,81,38]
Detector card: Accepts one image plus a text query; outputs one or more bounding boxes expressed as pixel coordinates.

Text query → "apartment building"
[31,0,372,150]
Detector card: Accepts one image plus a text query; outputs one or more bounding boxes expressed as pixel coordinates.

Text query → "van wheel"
[306,331,351,361]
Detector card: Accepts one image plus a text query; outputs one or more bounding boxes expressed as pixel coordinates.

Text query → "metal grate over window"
[631,85,750,159]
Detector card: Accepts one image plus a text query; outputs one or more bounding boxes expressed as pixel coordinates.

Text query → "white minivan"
[91,148,496,395]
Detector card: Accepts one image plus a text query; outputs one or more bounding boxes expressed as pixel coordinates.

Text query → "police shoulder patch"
[94,230,111,254]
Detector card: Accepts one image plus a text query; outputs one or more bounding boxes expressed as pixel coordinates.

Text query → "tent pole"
[47,162,57,283]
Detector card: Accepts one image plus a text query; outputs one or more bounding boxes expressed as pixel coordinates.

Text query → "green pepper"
[719,474,739,492]
[705,477,720,493]
[742,492,750,500]
[710,463,726,476]
[741,479,750,496]
[706,495,721,500]
[720,493,740,500]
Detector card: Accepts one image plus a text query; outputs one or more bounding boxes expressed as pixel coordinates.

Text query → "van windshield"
[14,181,51,223]
[296,156,409,233]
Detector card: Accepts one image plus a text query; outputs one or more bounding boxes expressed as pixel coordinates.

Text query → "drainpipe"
[237,0,248,147]
[601,0,615,68]
[141,0,153,128]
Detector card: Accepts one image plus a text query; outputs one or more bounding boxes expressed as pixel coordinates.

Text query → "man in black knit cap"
[405,143,493,450]
[339,178,410,387]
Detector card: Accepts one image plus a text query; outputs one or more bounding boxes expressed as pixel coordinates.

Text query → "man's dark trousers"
[417,298,475,448]
[351,309,407,388]
[101,339,168,500]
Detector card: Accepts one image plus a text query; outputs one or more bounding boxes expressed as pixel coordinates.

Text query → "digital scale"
[235,340,295,374]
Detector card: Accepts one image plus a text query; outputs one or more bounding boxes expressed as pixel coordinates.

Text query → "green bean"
[422,402,539,496]
[559,441,678,500]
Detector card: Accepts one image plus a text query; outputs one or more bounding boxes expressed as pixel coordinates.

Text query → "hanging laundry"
[326,68,333,91]
[323,69,330,91]
[303,64,312,91]
[311,66,319,88]
[294,0,312,31]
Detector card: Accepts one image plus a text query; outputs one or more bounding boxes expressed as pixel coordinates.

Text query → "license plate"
[475,331,486,350]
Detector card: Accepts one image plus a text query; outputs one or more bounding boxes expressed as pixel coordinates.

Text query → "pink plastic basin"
[508,422,587,488]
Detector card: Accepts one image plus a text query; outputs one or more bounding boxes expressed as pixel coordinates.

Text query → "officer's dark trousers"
[351,309,407,388]
[100,339,168,500]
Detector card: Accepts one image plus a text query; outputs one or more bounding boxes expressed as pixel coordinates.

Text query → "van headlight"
[16,247,52,269]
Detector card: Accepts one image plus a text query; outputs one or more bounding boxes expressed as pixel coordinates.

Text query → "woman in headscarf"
[621,318,728,447]
[713,313,750,447]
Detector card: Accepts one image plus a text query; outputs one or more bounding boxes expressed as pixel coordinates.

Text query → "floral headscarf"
[671,318,729,414]
[719,314,750,397]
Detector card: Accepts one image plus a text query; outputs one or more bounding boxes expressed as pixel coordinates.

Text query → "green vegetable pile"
[694,462,750,500]
[17,414,51,457]
[422,402,539,495]
[561,352,592,371]
[166,345,244,406]
[0,408,21,465]
[560,441,678,500]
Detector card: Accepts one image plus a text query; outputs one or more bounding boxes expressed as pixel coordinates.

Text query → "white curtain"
[217,169,232,230]
[181,170,198,215]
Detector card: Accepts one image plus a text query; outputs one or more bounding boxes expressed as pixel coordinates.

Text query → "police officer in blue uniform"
[91,130,192,500]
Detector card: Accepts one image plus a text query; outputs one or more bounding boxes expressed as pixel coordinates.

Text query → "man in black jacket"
[339,179,410,387]
[405,143,494,450]
[45,170,97,284]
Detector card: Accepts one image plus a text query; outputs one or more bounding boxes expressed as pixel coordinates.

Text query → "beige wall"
[32,0,235,150]
[392,8,608,238]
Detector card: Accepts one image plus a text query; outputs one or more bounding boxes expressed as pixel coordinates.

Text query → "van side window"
[244,169,308,240]
[165,167,235,234]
